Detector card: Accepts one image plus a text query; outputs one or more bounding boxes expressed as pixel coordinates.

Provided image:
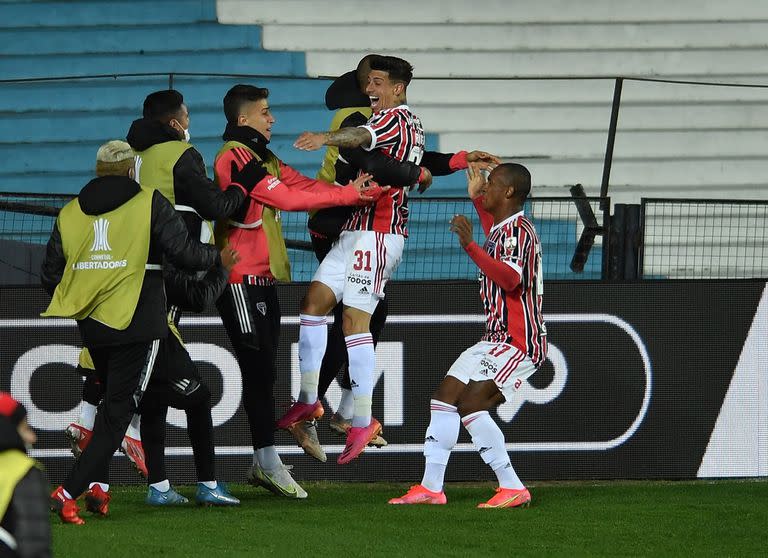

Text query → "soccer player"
[389,163,547,508]
[298,54,422,458]
[282,55,425,465]
[213,84,387,498]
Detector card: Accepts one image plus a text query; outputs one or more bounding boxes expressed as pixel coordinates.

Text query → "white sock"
[421,400,460,493]
[78,402,97,430]
[493,462,525,490]
[462,410,524,490]
[61,488,74,499]
[298,314,327,403]
[88,482,109,492]
[150,479,170,492]
[198,480,217,489]
[256,446,282,471]
[125,414,141,440]
[337,388,354,419]
[345,333,374,428]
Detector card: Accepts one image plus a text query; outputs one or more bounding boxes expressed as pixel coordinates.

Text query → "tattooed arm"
[294,127,373,151]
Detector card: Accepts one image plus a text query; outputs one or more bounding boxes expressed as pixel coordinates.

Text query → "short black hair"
[494,163,532,201]
[223,84,270,124]
[355,53,381,88]
[143,89,184,121]
[368,55,414,85]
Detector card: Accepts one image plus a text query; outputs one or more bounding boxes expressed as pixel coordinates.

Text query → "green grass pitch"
[52,480,768,557]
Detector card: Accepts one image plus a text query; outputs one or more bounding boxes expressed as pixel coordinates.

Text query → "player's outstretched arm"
[248,170,386,211]
[294,127,373,151]
[466,150,501,168]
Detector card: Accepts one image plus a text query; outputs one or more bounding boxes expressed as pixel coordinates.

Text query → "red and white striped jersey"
[479,210,547,365]
[343,104,425,236]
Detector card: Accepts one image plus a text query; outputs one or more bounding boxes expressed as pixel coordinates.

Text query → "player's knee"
[432,377,465,406]
[188,381,211,409]
[457,396,491,418]
[301,281,335,315]
[341,308,371,337]
[170,378,210,409]
[341,318,362,337]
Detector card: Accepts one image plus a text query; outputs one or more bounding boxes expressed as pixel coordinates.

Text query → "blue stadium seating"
[0,0,596,280]
[0,0,312,195]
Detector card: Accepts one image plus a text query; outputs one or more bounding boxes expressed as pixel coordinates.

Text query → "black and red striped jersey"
[479,210,547,365]
[342,104,425,236]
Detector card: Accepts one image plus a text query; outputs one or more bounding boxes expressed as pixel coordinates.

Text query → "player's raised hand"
[294,131,326,151]
[220,246,241,271]
[450,214,473,248]
[466,162,486,199]
[466,150,501,171]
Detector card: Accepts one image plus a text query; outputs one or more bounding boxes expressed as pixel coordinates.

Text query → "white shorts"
[312,230,404,314]
[446,341,538,401]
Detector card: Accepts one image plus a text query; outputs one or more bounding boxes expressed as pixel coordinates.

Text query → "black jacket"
[40,175,220,347]
[0,421,50,558]
[165,263,229,319]
[126,118,245,239]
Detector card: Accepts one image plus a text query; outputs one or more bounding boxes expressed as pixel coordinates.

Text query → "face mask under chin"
[183,128,190,142]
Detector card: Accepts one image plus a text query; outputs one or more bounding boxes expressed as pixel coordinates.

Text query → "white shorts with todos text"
[312,230,404,314]
[446,341,538,401]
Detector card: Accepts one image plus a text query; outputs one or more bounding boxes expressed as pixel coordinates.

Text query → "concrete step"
[264,22,768,52]
[420,103,768,133]
[0,49,304,80]
[0,137,323,174]
[8,156,763,203]
[218,0,768,24]
[305,49,768,79]
[438,129,768,159]
[0,107,335,143]
[516,158,768,198]
[0,1,216,28]
[0,23,260,56]
[0,161,323,195]
[0,78,330,113]
[408,76,768,105]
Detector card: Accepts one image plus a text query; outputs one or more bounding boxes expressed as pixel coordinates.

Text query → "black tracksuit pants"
[217,281,280,451]
[63,340,158,497]
[79,337,215,484]
[138,333,215,484]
